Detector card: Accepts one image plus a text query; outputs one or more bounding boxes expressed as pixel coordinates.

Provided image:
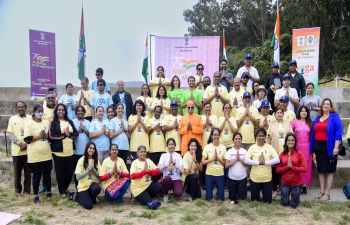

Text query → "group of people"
[7,56,345,210]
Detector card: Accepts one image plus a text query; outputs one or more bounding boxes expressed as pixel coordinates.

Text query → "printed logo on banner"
[298,65,314,75]
[297,36,305,46]
[32,53,50,64]
[307,35,314,46]
[40,33,45,40]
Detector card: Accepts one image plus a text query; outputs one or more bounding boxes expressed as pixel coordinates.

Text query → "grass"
[23,215,46,225]
[64,200,78,208]
[139,210,159,219]
[312,209,321,221]
[103,218,117,225]
[114,207,125,213]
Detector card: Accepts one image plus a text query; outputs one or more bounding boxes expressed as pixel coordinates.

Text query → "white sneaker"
[163,195,169,203]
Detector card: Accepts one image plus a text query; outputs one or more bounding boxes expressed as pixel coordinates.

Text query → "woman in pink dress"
[291,105,312,194]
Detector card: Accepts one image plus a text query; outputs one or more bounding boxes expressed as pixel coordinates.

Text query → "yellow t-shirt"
[52,120,74,157]
[100,157,129,190]
[76,89,95,117]
[7,114,31,156]
[258,114,273,130]
[203,85,228,118]
[151,98,170,120]
[201,115,219,146]
[162,114,182,152]
[75,156,102,192]
[271,110,296,124]
[128,115,150,152]
[202,143,226,176]
[149,117,166,153]
[241,85,253,94]
[42,104,54,122]
[136,96,154,118]
[246,143,276,183]
[219,116,238,148]
[150,78,171,97]
[24,120,52,163]
[194,75,206,91]
[182,151,197,182]
[130,159,158,197]
[236,106,259,144]
[228,89,245,117]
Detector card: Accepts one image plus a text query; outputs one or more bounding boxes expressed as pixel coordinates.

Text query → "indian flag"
[142,35,148,83]
[77,7,86,80]
[270,4,280,64]
[223,29,227,60]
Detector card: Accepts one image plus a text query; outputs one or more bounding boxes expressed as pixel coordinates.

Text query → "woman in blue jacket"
[310,98,342,201]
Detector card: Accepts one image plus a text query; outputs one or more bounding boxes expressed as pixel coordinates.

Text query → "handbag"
[338,140,346,156]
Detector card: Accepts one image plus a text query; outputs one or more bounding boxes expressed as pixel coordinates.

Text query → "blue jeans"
[205,175,225,201]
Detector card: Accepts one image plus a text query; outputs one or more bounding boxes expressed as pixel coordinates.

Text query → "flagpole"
[150,34,155,81]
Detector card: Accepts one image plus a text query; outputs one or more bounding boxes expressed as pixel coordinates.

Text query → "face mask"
[35,112,44,119]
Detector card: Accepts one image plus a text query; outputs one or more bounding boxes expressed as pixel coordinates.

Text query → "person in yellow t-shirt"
[149,66,171,97]
[48,103,79,198]
[203,72,229,118]
[236,92,260,150]
[42,91,56,122]
[99,144,130,205]
[130,145,162,209]
[74,142,102,209]
[151,85,170,120]
[228,78,245,117]
[267,106,292,198]
[23,104,52,204]
[270,96,296,123]
[76,77,95,122]
[201,128,226,201]
[162,101,182,154]
[128,100,151,160]
[149,106,166,165]
[182,138,203,201]
[7,101,31,194]
[244,128,280,203]
[201,102,219,145]
[259,100,273,131]
[219,103,238,149]
[136,84,154,118]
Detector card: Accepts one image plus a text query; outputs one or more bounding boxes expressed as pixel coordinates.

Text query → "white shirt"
[158,152,184,181]
[274,87,299,111]
[225,147,247,180]
[252,98,271,110]
[236,66,260,87]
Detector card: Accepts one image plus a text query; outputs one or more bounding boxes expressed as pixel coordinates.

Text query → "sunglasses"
[197,68,203,71]
[95,74,102,76]
[47,97,55,100]
[98,84,104,86]
[187,107,194,109]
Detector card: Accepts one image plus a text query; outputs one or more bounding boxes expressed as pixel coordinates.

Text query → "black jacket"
[49,119,78,152]
[265,73,283,100]
[112,91,133,119]
[285,71,306,98]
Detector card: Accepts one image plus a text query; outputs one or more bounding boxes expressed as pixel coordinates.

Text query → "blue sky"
[0,0,198,87]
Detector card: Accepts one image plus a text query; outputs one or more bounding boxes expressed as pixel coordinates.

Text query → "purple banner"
[29,29,56,100]
[155,36,220,87]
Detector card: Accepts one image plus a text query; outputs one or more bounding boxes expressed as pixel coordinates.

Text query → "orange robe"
[178,113,203,156]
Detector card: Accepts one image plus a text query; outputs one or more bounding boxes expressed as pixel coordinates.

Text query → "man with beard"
[203,76,211,90]
[219,59,234,92]
[180,76,203,115]
[265,63,283,112]
[228,78,245,117]
[240,72,253,94]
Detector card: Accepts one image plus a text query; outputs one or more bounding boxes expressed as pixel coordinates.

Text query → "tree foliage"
[183,0,350,84]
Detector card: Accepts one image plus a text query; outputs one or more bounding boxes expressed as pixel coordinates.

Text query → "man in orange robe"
[178,101,203,156]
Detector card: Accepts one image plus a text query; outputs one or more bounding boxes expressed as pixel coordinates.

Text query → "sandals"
[320,194,330,201]
[315,192,324,200]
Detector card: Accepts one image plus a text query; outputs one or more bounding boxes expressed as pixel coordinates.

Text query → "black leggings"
[272,167,280,191]
[118,150,129,165]
[250,180,272,203]
[30,160,52,195]
[280,183,301,208]
[134,182,163,206]
[228,177,247,201]
[184,173,201,199]
[149,152,163,166]
[73,155,83,189]
[76,183,101,210]
[52,154,74,194]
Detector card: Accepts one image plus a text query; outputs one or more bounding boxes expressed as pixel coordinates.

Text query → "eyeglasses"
[214,76,221,78]
[98,84,104,86]
[187,107,194,109]
[47,97,55,100]
[95,74,102,76]
[197,68,203,71]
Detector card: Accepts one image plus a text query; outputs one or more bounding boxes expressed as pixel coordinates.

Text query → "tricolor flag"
[270,3,280,64]
[77,6,86,80]
[222,29,227,60]
[142,35,148,83]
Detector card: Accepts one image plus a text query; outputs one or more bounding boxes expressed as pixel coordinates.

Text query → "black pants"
[52,154,74,194]
[135,181,163,206]
[228,177,247,201]
[272,167,280,191]
[250,180,272,203]
[184,173,201,199]
[76,183,101,210]
[118,150,129,165]
[130,152,138,161]
[30,160,52,195]
[85,116,92,122]
[280,183,301,208]
[149,152,163,166]
[73,155,83,189]
[200,165,207,187]
[13,155,31,194]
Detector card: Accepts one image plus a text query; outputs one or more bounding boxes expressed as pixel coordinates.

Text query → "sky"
[0,0,198,87]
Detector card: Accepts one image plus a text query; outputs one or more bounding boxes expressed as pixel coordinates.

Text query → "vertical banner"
[292,27,321,94]
[155,36,220,87]
[29,29,56,100]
